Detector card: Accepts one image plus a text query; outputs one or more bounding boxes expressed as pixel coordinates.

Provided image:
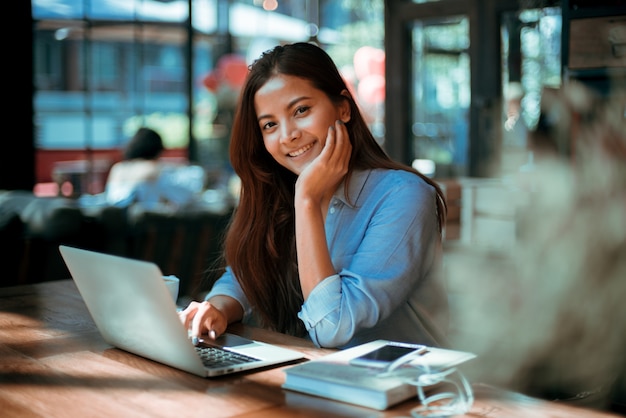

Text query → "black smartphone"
[349,342,427,369]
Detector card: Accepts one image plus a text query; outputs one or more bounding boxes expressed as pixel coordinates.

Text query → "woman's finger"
[320,124,336,160]
[335,120,351,162]
[178,301,198,329]
[189,301,210,339]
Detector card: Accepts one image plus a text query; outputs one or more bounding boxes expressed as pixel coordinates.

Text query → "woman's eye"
[262,121,276,130]
[295,106,310,115]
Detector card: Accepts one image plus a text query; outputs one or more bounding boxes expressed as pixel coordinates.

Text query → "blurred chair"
[126,205,232,302]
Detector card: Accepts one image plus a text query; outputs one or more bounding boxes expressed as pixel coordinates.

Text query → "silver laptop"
[59,245,306,377]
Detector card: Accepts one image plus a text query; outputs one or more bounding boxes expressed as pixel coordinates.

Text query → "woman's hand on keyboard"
[178,295,243,343]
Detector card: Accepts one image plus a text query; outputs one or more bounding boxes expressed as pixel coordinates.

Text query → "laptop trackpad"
[210,333,259,348]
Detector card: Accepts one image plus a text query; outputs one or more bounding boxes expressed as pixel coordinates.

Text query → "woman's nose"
[280,123,301,143]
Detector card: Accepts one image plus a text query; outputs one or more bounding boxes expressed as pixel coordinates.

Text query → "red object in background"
[358,74,386,105]
[352,46,386,105]
[219,54,249,88]
[202,72,221,92]
[353,46,385,81]
[201,54,248,92]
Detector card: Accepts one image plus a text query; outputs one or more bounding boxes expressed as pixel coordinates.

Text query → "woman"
[105,127,195,208]
[180,42,449,349]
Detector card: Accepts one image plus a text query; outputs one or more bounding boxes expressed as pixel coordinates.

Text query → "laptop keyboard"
[195,346,260,368]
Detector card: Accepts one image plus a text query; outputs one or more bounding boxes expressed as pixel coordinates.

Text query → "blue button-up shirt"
[205,168,449,349]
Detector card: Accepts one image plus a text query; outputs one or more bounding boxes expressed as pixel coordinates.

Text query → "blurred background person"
[105,127,197,209]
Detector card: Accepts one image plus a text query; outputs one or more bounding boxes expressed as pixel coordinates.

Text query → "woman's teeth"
[289,143,313,157]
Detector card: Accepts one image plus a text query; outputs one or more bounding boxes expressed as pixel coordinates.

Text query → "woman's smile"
[288,142,316,158]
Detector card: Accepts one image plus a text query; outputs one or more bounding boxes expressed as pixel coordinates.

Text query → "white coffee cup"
[163,275,180,302]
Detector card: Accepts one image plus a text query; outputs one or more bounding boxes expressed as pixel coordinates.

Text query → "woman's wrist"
[206,295,244,324]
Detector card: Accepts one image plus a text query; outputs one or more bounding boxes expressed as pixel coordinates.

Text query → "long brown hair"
[224,42,446,336]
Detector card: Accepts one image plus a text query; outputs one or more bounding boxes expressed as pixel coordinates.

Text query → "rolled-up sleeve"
[298,273,342,330]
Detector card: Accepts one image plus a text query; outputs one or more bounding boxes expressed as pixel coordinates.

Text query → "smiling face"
[255,74,350,175]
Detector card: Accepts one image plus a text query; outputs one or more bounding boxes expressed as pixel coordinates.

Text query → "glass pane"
[411,16,470,177]
[34,20,189,150]
[33,0,191,196]
[32,0,189,22]
[31,0,386,196]
[500,7,561,174]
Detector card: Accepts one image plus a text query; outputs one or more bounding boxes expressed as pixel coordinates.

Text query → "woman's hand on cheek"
[327,120,352,173]
[296,120,351,204]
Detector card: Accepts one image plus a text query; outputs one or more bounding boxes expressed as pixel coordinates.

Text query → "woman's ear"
[339,89,352,123]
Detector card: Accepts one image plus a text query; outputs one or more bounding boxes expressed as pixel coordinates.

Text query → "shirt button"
[329,200,339,214]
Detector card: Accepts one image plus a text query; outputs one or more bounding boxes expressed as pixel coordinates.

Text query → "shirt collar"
[332,169,371,209]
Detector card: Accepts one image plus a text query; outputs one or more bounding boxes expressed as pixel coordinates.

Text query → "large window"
[411,15,470,177]
[500,6,562,174]
[33,5,193,152]
[31,0,384,196]
[32,1,198,195]
[386,0,562,178]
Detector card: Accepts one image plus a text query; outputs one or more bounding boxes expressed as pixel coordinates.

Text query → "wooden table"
[0,280,621,418]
